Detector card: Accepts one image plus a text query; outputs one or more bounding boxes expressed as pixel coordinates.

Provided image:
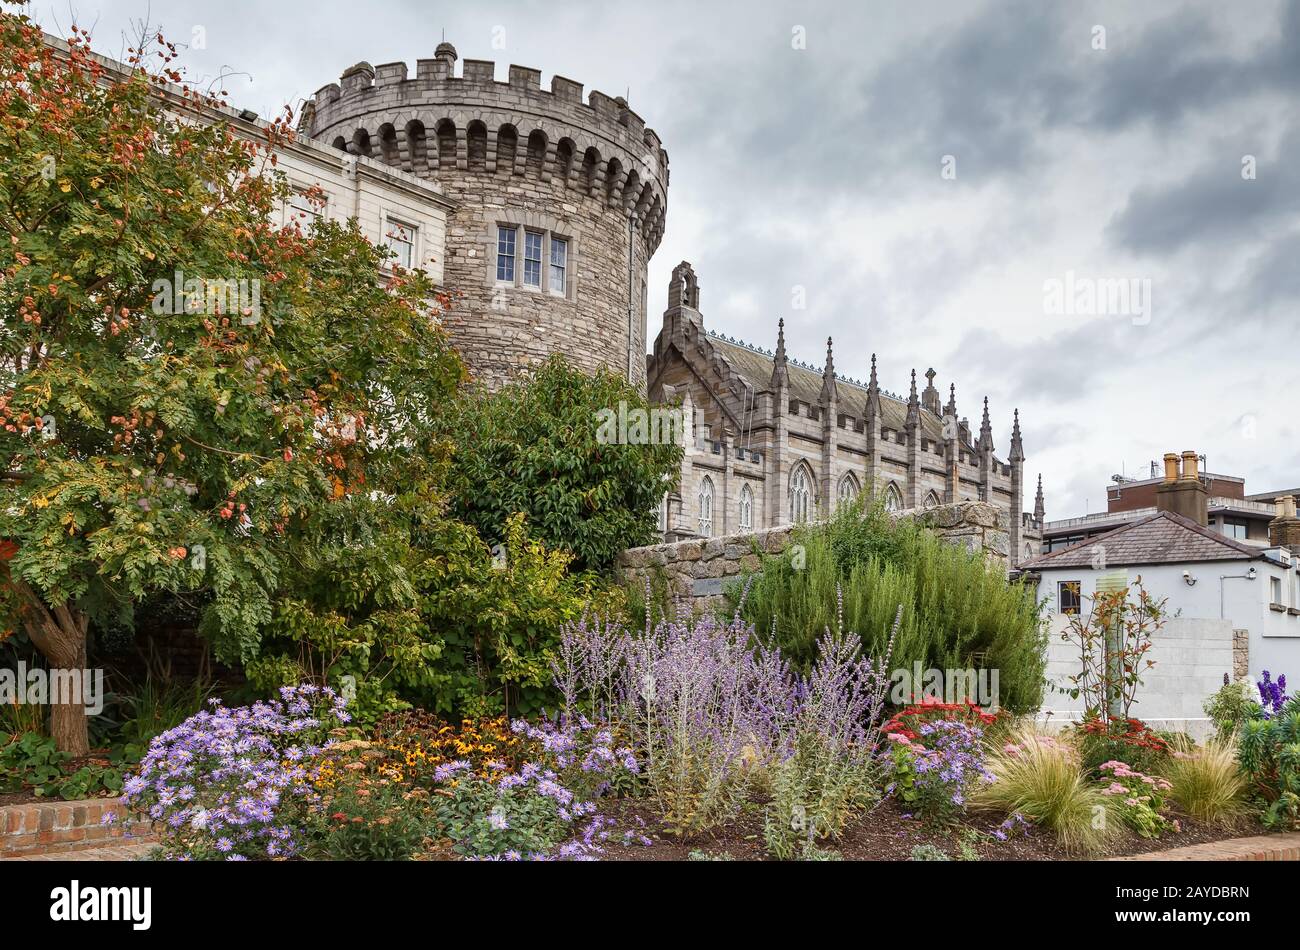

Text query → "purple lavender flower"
[1257,671,1290,718]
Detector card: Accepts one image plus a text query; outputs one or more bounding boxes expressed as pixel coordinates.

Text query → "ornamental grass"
[1162,739,1247,827]
[973,727,1118,855]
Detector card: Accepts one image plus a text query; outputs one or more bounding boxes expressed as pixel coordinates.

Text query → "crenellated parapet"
[305,44,668,254]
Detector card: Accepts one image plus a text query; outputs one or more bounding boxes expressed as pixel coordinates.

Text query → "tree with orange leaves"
[0,10,463,752]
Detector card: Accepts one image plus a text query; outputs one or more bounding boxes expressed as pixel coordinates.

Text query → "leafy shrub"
[437,356,683,574]
[122,685,350,860]
[1163,741,1246,827]
[1097,760,1175,839]
[432,768,580,859]
[887,719,993,826]
[1074,716,1171,777]
[1237,699,1300,829]
[0,732,124,800]
[251,512,592,721]
[975,728,1117,854]
[318,781,429,861]
[731,500,1047,713]
[1204,681,1262,743]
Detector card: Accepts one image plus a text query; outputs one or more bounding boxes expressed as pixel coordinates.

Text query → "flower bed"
[110,605,1292,861]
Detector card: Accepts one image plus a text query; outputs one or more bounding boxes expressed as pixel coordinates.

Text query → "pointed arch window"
[883,482,904,513]
[837,473,860,510]
[739,483,753,532]
[790,464,814,524]
[923,490,941,510]
[698,476,714,536]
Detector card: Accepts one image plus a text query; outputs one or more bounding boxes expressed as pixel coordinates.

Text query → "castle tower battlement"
[304,43,669,388]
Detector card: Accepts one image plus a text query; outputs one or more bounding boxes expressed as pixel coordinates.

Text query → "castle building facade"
[649,263,1045,567]
[68,31,1041,565]
[304,43,668,388]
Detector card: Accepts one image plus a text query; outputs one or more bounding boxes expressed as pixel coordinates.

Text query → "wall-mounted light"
[1182,569,1198,587]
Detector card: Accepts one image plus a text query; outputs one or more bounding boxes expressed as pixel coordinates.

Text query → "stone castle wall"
[305,45,668,389]
[618,500,1011,612]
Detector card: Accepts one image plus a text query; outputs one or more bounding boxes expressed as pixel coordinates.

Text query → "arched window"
[698,476,714,536]
[923,489,941,510]
[739,483,753,532]
[790,464,814,524]
[837,473,860,510]
[883,482,904,513]
[1023,543,1034,561]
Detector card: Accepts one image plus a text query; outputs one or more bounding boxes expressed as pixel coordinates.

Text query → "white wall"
[1041,614,1233,738]
[1035,558,1300,733]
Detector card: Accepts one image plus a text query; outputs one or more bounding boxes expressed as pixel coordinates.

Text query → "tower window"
[739,483,753,531]
[496,226,517,282]
[384,219,416,270]
[549,237,568,294]
[523,230,544,287]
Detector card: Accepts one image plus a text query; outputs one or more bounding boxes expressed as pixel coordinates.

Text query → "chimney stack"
[1162,453,1180,483]
[1155,449,1208,525]
[1269,494,1300,551]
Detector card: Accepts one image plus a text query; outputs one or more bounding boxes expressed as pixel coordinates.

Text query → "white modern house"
[1019,452,1300,735]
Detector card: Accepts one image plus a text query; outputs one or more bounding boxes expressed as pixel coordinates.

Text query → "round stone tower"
[304,42,669,390]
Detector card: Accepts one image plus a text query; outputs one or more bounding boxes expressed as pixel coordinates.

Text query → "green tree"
[439,355,683,574]
[0,17,462,751]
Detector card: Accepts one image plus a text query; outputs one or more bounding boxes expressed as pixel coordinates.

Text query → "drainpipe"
[1220,567,1259,618]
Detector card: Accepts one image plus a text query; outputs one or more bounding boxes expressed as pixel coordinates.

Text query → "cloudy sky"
[33,0,1300,518]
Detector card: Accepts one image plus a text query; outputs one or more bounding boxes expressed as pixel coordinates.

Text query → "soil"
[593,796,1259,861]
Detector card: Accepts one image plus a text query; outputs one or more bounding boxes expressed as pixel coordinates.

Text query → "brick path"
[1,840,155,861]
[1111,832,1300,861]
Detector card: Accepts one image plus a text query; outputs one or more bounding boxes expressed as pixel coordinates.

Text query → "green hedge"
[728,500,1048,713]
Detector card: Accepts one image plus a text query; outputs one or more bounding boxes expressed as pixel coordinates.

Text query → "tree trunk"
[12,579,91,755]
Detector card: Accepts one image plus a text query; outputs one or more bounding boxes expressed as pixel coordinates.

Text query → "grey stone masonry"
[618,501,1011,613]
[1233,628,1250,681]
[305,42,668,391]
[646,263,1042,568]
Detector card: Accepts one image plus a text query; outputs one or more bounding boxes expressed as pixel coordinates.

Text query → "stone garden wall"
[617,501,1011,612]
